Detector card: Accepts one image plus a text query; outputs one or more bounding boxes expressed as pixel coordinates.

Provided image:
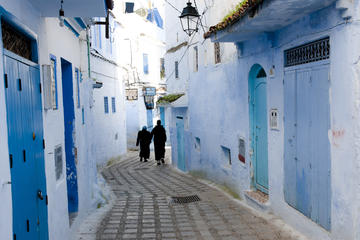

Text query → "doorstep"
[244,190,270,212]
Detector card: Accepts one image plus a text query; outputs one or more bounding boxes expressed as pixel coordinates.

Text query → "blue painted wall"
[166,3,360,239]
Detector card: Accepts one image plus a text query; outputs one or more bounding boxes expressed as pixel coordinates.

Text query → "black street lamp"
[179,1,200,36]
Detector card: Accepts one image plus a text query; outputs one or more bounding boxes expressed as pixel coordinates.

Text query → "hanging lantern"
[59,0,65,27]
[179,1,200,36]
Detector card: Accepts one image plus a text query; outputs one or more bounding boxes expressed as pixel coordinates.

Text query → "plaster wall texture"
[40,17,86,240]
[89,56,127,166]
[165,0,360,239]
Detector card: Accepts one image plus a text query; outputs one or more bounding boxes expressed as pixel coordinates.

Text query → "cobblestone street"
[77,151,306,240]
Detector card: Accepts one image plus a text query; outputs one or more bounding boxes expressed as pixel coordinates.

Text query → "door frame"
[248,64,269,194]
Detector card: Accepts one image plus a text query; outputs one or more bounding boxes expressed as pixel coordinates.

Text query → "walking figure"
[151,120,167,165]
[136,126,151,162]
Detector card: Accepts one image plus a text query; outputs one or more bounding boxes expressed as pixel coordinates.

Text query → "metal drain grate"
[168,195,201,204]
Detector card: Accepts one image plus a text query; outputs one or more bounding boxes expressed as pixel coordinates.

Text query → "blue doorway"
[147,109,153,131]
[61,58,78,214]
[4,51,49,240]
[176,116,186,171]
[160,107,165,128]
[249,64,269,194]
[284,63,331,230]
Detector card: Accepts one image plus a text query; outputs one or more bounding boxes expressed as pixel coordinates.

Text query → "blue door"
[61,58,78,214]
[249,69,268,193]
[4,52,49,240]
[160,107,165,128]
[176,116,186,171]
[147,109,153,130]
[284,64,331,230]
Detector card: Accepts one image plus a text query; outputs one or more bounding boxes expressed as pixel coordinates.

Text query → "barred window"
[214,42,221,64]
[194,46,198,72]
[175,61,179,79]
[104,97,109,114]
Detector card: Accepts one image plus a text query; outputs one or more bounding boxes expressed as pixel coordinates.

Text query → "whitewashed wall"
[114,0,166,147]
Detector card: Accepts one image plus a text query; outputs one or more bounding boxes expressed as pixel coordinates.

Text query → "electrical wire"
[164,32,197,81]
[164,0,181,13]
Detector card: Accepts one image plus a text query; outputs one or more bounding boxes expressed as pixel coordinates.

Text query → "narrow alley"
[76,151,306,240]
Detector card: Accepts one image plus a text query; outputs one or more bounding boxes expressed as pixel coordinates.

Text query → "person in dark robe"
[151,120,167,165]
[136,126,151,162]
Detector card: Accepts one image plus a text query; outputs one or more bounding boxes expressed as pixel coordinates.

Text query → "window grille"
[104,97,109,114]
[284,37,330,67]
[54,145,63,180]
[214,42,221,64]
[194,46,198,72]
[175,61,179,78]
[2,21,32,61]
[111,97,116,113]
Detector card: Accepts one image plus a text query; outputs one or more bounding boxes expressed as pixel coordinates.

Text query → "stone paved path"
[79,151,306,240]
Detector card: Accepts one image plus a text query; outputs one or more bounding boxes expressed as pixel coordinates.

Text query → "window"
[54,145,63,180]
[194,46,198,72]
[125,2,134,13]
[221,146,231,165]
[160,58,165,79]
[75,68,80,108]
[2,21,33,61]
[195,137,201,152]
[50,55,58,109]
[143,53,149,74]
[81,107,85,125]
[214,42,221,64]
[175,61,179,79]
[111,97,116,113]
[104,96,109,114]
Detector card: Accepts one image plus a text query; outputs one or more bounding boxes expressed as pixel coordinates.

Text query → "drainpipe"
[86,27,91,78]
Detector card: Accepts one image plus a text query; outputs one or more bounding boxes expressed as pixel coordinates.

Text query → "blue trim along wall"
[64,20,80,38]
[74,18,86,29]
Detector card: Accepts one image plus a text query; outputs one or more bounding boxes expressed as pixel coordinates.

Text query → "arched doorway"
[248,64,268,194]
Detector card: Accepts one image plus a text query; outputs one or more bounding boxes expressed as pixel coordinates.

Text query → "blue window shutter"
[125,2,134,13]
[81,107,85,125]
[153,8,163,29]
[143,54,149,74]
[104,97,109,114]
[111,97,116,113]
